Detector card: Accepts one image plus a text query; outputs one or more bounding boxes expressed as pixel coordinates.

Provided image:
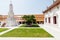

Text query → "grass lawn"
[0,28,53,37]
[0,28,8,32]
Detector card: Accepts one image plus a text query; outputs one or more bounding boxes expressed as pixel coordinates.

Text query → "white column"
[57,11,60,28]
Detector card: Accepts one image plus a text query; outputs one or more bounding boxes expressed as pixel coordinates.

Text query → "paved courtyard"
[39,24,60,40]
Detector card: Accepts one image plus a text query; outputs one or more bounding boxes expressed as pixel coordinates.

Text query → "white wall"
[44,4,60,29]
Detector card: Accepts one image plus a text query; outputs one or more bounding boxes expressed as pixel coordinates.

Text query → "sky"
[0,0,53,15]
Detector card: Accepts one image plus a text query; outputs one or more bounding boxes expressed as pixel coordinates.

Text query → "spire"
[10,0,12,6]
[9,0,13,12]
[10,0,12,4]
[8,0,14,17]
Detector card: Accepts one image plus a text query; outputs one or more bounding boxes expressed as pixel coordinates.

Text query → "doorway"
[53,16,57,24]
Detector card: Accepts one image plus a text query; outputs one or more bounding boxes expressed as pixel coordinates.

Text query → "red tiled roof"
[0,14,44,22]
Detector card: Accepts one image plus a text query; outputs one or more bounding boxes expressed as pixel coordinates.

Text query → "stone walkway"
[0,38,56,40]
[0,28,15,35]
[39,24,60,40]
[0,24,22,35]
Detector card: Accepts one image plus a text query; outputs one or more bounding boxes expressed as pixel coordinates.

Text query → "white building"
[43,0,60,29]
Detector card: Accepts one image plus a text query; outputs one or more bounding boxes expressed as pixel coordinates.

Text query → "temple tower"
[5,1,18,27]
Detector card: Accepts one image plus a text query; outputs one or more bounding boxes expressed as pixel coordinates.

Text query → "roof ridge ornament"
[53,0,56,3]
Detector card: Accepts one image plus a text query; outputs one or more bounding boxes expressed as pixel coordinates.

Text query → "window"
[48,17,50,23]
[57,6,59,9]
[45,18,47,23]
[53,16,57,24]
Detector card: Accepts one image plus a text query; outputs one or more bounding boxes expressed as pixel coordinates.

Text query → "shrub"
[20,24,40,27]
[31,24,40,27]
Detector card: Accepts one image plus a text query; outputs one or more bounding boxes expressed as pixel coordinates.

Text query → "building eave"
[43,0,60,14]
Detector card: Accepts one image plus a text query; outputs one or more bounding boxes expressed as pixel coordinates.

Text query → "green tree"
[22,15,36,26]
